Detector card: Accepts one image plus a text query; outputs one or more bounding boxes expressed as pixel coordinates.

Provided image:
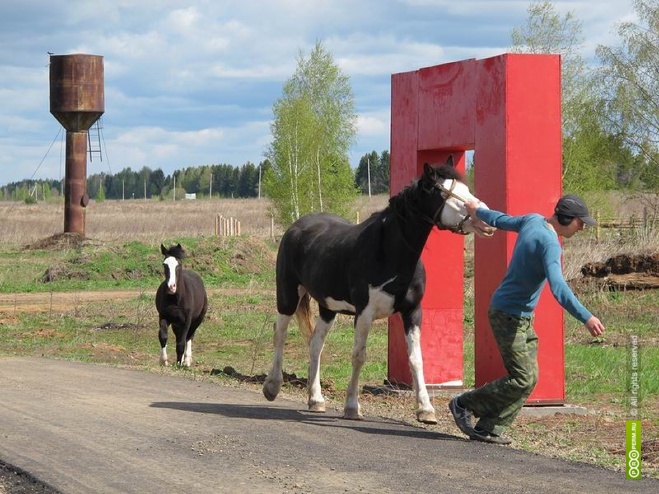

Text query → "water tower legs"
[64,131,90,234]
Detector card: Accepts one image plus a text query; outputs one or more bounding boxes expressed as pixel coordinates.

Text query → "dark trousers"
[460,308,539,436]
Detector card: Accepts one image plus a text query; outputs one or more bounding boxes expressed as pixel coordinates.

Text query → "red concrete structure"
[388,54,564,404]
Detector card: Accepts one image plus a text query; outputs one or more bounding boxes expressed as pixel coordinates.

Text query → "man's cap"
[555,194,596,226]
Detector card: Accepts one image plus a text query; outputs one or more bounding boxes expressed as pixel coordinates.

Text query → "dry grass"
[2,193,657,280]
[0,195,390,248]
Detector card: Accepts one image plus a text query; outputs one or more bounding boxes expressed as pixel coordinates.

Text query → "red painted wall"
[389,54,564,403]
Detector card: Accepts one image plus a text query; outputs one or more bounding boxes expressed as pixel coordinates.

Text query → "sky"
[0,0,638,186]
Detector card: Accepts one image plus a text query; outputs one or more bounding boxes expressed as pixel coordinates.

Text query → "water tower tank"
[50,54,104,131]
[49,54,105,235]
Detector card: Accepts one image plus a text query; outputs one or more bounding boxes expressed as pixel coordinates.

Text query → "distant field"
[0,195,390,247]
[1,192,657,279]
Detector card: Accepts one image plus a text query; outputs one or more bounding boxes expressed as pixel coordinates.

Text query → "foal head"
[419,157,495,238]
[161,243,186,294]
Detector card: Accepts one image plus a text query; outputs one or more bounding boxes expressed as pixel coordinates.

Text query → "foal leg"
[403,309,437,424]
[158,318,169,366]
[183,324,201,367]
[263,313,292,401]
[173,322,190,367]
[307,308,336,413]
[343,311,373,420]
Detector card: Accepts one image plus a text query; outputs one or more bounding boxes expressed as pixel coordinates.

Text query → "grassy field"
[0,196,657,479]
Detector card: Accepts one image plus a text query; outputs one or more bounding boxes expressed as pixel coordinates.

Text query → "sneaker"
[470,428,512,445]
[448,397,475,437]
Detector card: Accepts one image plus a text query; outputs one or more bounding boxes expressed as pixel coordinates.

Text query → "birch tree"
[264,41,357,226]
[510,1,618,191]
[596,0,659,189]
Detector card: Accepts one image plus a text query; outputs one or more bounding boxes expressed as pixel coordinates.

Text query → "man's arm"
[464,200,525,232]
[543,242,605,336]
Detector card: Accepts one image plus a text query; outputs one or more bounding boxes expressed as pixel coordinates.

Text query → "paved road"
[1,357,656,494]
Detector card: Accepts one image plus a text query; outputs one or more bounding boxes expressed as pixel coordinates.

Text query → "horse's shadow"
[149,401,458,441]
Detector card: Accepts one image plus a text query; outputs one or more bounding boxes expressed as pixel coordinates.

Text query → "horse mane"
[162,243,187,260]
[388,163,463,215]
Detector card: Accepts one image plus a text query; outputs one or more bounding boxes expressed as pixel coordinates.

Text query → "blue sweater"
[476,208,592,323]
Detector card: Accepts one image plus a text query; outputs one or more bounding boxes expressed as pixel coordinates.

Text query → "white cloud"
[0,0,637,185]
[357,113,389,137]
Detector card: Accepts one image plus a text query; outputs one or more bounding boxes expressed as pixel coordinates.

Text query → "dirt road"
[1,358,656,493]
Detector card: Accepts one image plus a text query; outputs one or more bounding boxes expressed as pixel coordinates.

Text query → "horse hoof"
[262,380,281,402]
[308,402,326,413]
[343,408,364,421]
[416,410,438,424]
[160,360,169,367]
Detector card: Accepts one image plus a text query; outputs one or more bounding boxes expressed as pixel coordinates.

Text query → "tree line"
[1,162,267,202]
[1,150,390,203]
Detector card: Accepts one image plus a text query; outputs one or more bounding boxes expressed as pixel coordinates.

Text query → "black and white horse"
[155,243,208,367]
[263,157,494,423]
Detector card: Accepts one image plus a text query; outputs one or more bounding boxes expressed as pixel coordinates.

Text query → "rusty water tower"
[49,54,104,235]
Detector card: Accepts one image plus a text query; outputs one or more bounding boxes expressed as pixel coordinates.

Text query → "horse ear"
[422,163,435,180]
[446,155,455,167]
[161,244,168,256]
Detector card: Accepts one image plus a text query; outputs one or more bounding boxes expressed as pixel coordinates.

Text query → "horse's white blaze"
[439,179,494,237]
[405,325,434,416]
[163,256,179,293]
[439,179,477,223]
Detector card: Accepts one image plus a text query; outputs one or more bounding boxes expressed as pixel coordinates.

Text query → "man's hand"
[464,199,480,218]
[585,316,605,337]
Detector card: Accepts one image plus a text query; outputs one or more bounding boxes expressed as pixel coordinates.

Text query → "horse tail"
[295,292,314,342]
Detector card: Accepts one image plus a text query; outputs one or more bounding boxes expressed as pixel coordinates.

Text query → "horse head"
[161,243,185,294]
[421,158,495,238]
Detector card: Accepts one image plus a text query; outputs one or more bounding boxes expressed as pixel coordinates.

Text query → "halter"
[430,179,471,235]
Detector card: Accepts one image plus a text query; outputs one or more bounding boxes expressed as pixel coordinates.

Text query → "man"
[449,194,606,445]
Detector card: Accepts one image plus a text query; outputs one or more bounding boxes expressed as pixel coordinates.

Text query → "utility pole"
[367,156,372,198]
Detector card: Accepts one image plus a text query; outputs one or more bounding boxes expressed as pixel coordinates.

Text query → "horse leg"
[183,322,201,367]
[307,308,336,413]
[158,318,169,366]
[403,309,437,424]
[183,339,192,367]
[343,311,372,420]
[173,321,190,367]
[263,313,292,401]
